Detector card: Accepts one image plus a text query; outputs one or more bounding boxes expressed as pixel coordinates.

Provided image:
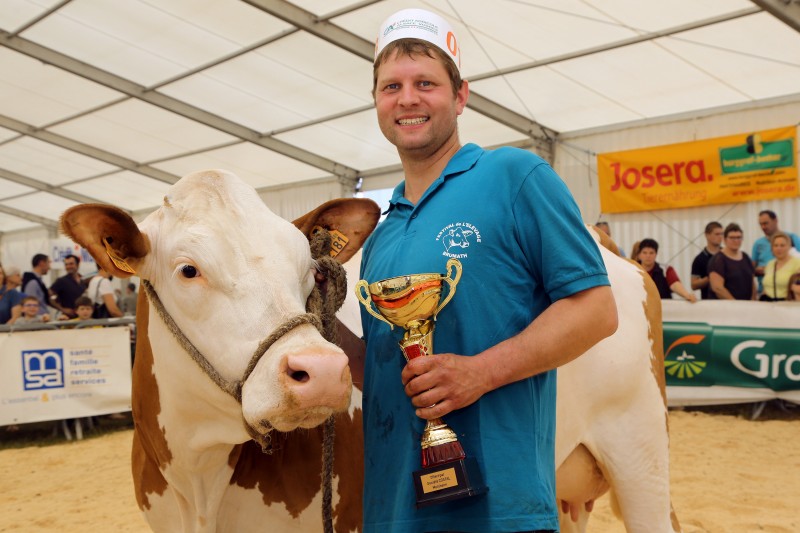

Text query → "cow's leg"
[587,408,681,533]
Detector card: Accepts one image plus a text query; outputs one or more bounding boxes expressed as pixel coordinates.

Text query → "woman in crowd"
[0,265,24,324]
[786,272,800,302]
[709,223,756,300]
[760,232,800,301]
[86,267,123,318]
[636,238,697,302]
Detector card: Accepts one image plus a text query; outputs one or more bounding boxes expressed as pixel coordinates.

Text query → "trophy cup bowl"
[355,259,487,508]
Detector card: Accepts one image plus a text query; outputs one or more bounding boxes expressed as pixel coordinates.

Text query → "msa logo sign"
[22,349,65,390]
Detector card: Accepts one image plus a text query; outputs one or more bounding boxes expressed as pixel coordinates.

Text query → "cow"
[60,169,379,533]
[61,169,679,533]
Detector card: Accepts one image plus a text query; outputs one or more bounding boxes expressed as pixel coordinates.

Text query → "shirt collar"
[386,143,483,212]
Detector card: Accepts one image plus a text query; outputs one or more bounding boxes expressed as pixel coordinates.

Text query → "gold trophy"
[355,259,487,508]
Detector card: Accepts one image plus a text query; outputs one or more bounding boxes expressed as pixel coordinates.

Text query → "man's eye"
[419,81,432,87]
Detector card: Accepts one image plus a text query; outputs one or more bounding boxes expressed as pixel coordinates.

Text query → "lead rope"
[307,229,347,533]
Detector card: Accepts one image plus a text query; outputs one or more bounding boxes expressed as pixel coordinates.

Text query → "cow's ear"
[60,204,149,278]
[293,198,380,264]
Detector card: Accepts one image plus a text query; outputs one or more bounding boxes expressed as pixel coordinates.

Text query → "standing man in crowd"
[50,254,85,318]
[22,253,51,317]
[595,221,625,257]
[691,221,723,299]
[356,8,617,532]
[752,210,800,294]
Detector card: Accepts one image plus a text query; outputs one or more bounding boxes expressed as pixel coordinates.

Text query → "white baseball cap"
[375,8,461,72]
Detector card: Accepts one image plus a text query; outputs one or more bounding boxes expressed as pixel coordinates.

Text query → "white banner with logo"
[663,300,800,406]
[0,327,132,425]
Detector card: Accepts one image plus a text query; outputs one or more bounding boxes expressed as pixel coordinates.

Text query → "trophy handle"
[355,280,395,330]
[435,258,462,315]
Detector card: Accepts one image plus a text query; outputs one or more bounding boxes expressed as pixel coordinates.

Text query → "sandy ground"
[1,405,798,533]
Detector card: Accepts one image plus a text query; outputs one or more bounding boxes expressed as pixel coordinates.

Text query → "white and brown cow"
[61,169,379,533]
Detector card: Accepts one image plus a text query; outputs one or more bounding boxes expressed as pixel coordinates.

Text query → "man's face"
[374,51,467,159]
[64,257,79,275]
[759,214,777,236]
[707,227,723,247]
[39,258,51,274]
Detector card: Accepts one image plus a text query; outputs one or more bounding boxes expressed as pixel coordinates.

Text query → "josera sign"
[597,126,798,213]
[662,300,800,406]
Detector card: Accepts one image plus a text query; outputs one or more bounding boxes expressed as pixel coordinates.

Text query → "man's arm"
[691,275,708,291]
[402,285,617,419]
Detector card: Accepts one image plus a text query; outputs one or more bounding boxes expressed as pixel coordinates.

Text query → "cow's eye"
[180,265,199,278]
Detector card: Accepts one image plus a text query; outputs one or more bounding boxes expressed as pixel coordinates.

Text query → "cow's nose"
[283,352,351,408]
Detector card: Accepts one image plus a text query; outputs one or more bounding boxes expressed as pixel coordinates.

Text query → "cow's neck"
[146,302,251,531]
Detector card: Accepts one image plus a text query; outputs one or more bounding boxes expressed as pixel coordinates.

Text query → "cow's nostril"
[289,369,310,383]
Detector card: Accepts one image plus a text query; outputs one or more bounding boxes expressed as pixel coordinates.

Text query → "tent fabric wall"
[553,98,800,296]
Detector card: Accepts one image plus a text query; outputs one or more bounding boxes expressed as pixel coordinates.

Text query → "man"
[691,221,723,299]
[119,282,138,316]
[50,254,85,318]
[595,221,625,257]
[22,253,51,316]
[752,210,800,293]
[356,9,617,532]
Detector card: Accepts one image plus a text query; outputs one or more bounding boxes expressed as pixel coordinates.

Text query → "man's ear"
[293,198,380,263]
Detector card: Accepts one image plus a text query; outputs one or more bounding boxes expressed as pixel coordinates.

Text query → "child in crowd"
[73,296,94,321]
[15,296,50,324]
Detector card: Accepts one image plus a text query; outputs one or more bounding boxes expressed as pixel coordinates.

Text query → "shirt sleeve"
[665,265,681,286]
[512,160,609,302]
[690,255,702,277]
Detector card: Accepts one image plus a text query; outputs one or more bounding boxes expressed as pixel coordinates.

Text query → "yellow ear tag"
[311,226,350,258]
[103,237,136,274]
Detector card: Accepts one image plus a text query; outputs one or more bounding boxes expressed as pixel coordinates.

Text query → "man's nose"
[398,85,419,106]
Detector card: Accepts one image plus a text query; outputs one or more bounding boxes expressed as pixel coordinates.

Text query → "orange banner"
[597,126,798,214]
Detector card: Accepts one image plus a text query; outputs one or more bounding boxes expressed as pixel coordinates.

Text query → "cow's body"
[62,170,679,533]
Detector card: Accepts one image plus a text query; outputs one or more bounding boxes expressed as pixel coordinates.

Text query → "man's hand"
[400,353,490,420]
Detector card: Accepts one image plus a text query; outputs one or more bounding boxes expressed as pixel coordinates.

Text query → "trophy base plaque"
[412,457,488,508]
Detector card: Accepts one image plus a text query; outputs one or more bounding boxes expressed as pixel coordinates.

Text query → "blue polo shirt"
[359,143,609,532]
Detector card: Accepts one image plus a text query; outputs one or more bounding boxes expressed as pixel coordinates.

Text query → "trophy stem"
[420,418,466,468]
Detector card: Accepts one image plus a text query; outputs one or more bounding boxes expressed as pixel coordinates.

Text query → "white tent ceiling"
[1,0,799,233]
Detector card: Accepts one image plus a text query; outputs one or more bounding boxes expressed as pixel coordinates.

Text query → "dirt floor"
[1,403,798,532]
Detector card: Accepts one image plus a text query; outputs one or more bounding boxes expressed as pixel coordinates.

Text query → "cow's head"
[60,169,379,436]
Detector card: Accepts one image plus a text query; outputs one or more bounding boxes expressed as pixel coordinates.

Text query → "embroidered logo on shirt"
[435,222,481,259]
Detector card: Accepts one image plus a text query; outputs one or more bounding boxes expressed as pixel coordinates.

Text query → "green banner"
[719,138,795,175]
[664,322,800,391]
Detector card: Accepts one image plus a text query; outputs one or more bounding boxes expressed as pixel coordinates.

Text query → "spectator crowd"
[598,209,800,302]
[0,253,139,325]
